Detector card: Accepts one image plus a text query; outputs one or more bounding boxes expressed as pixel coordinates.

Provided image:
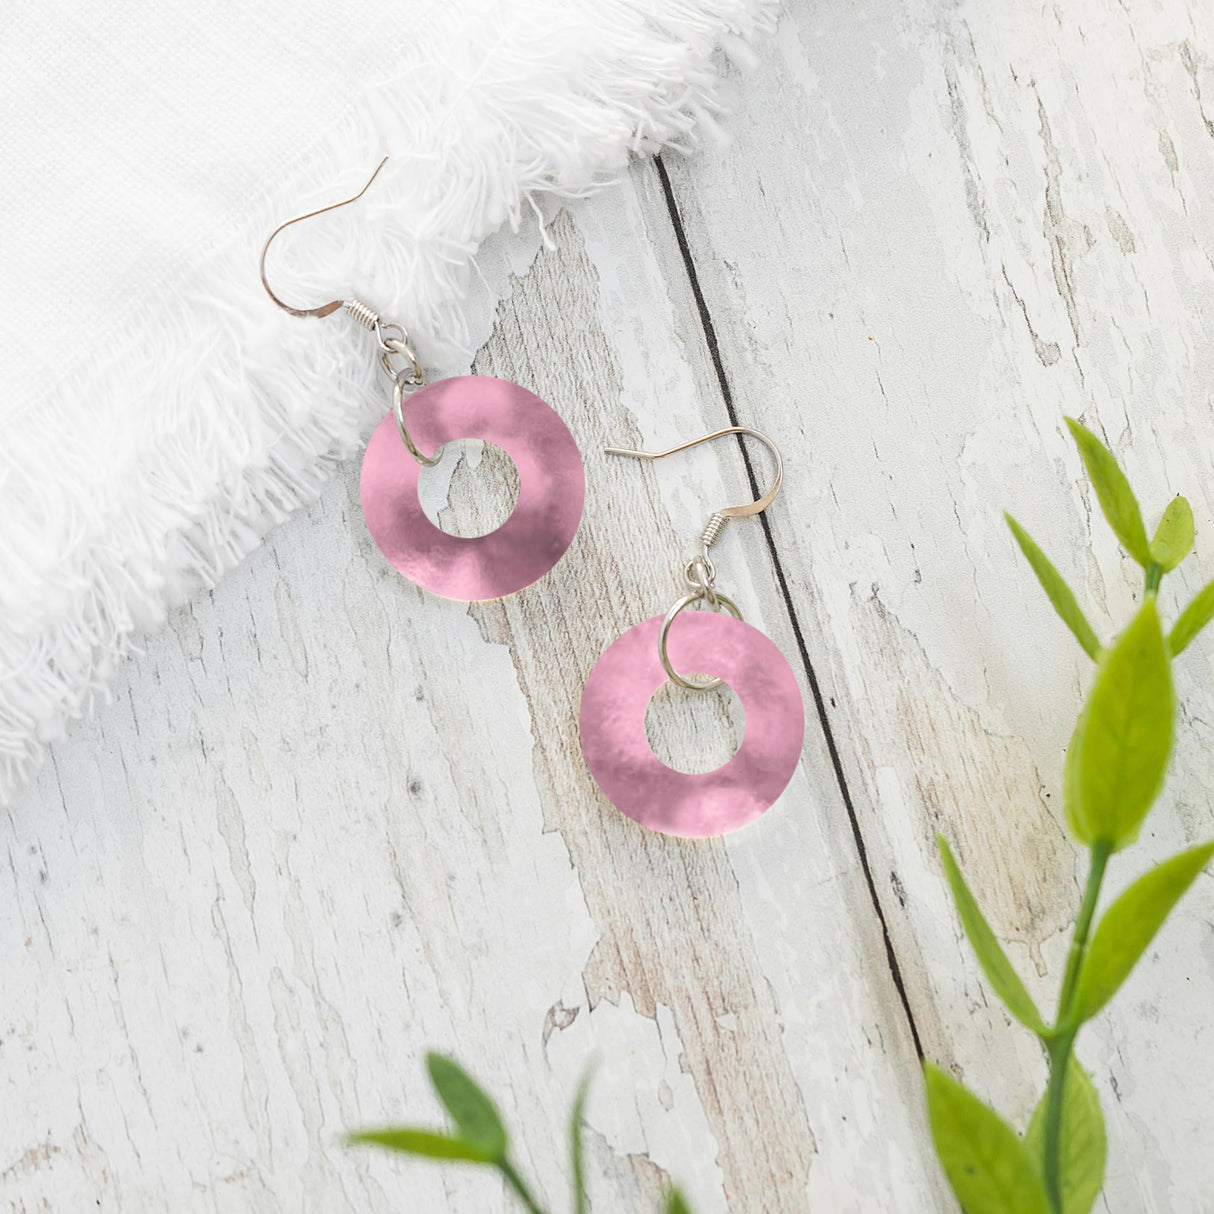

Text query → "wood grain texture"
[5,0,1214,1210]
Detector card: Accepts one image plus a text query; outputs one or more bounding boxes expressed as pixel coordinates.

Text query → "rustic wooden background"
[6,0,1214,1210]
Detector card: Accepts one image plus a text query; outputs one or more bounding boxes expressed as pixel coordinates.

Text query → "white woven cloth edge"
[0,0,776,805]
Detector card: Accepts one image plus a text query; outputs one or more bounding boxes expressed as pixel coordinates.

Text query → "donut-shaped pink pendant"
[359,376,584,600]
[579,611,804,837]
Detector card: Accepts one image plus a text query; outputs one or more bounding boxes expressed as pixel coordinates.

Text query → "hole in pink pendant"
[644,679,746,774]
[417,439,521,538]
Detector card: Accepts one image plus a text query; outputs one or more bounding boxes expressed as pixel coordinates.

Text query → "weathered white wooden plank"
[2,184,942,1213]
[656,0,1214,1208]
[474,196,945,1209]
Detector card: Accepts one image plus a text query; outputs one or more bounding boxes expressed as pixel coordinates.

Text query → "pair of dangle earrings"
[261,159,804,838]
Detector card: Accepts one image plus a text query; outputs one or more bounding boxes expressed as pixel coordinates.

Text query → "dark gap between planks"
[653,153,925,1061]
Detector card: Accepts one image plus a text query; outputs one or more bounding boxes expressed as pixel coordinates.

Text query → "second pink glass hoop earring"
[260,158,584,601]
[579,427,804,838]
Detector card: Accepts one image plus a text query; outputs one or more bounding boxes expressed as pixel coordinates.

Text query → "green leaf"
[1065,418,1151,566]
[426,1054,507,1160]
[924,1064,1051,1214]
[1073,840,1214,1022]
[1024,1060,1106,1214]
[1006,514,1101,660]
[1150,496,1194,572]
[665,1189,693,1214]
[347,1128,497,1163]
[938,836,1047,1036]
[571,1072,591,1214]
[1062,598,1174,849]
[1169,578,1214,656]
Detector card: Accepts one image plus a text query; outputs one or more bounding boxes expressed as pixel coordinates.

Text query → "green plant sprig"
[349,1053,691,1214]
[928,417,1214,1214]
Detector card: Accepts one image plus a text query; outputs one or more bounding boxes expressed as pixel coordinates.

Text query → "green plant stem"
[1042,1028,1077,1214]
[1043,839,1112,1212]
[1145,561,1162,594]
[498,1158,548,1214]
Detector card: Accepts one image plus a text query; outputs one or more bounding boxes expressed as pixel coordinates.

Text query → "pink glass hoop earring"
[260,158,584,601]
[579,427,804,838]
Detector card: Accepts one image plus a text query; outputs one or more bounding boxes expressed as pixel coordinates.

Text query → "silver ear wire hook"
[605,424,783,549]
[259,157,389,319]
[605,425,784,692]
[260,157,438,467]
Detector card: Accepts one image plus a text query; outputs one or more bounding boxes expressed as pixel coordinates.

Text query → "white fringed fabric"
[0,0,775,804]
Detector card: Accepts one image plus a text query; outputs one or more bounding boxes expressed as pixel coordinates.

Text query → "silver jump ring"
[659,591,743,691]
[684,555,717,603]
[376,322,425,386]
[393,375,441,467]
